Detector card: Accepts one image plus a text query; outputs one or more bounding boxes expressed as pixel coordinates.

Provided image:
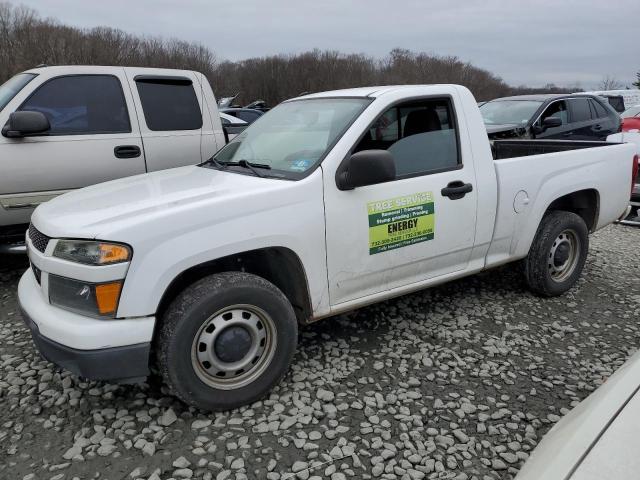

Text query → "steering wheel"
[282,149,324,165]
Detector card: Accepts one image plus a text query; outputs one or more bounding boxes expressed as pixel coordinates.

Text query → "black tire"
[524,210,589,297]
[155,272,298,411]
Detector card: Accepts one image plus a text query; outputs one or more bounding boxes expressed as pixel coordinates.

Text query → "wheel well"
[545,189,599,232]
[156,247,312,324]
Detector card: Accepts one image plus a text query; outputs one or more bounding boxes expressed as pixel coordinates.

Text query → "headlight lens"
[53,240,131,265]
[49,275,123,318]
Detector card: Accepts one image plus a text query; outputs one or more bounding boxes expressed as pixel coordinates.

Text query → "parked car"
[481,94,621,141]
[0,65,229,253]
[578,89,640,113]
[516,349,640,479]
[19,84,636,411]
[621,104,640,132]
[220,111,248,140]
[220,107,264,124]
[609,131,640,224]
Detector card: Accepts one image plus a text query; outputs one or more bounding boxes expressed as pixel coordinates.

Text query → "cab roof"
[292,84,460,100]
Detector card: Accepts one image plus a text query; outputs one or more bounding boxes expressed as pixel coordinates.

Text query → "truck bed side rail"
[493,139,616,161]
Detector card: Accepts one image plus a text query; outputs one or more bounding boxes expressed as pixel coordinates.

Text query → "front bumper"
[21,306,150,382]
[18,268,154,383]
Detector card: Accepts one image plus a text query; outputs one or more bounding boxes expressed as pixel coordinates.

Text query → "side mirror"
[542,117,562,129]
[2,111,50,138]
[336,150,396,190]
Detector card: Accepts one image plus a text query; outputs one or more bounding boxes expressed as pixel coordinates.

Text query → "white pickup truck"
[18,84,637,411]
[0,65,228,252]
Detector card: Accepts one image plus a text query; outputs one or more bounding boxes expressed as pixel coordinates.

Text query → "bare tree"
[599,75,622,90]
[0,2,582,107]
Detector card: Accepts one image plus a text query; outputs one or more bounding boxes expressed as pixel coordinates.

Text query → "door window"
[539,101,568,126]
[19,75,131,135]
[355,99,460,177]
[570,98,592,123]
[136,78,202,131]
[590,99,609,119]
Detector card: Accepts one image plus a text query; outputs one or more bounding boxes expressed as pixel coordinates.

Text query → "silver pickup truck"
[0,65,228,252]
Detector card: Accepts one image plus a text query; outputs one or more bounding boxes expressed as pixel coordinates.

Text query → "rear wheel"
[156,272,298,411]
[524,211,589,297]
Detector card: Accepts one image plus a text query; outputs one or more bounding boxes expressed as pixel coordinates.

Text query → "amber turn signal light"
[95,281,123,315]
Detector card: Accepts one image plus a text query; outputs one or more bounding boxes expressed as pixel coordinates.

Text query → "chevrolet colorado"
[19,84,638,411]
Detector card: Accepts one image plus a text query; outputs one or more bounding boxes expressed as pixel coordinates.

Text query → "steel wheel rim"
[191,304,277,390]
[548,229,580,282]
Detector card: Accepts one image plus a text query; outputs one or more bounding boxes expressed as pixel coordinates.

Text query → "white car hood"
[569,388,640,479]
[516,349,640,480]
[31,165,279,239]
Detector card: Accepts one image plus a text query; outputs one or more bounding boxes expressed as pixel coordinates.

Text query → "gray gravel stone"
[2,225,640,479]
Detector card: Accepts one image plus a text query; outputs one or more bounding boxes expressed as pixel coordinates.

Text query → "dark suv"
[480,94,621,141]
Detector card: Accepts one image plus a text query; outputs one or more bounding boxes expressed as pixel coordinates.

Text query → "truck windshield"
[480,100,543,126]
[0,73,36,112]
[207,97,371,179]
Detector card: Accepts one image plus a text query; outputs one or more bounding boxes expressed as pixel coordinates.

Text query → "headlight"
[53,240,131,265]
[49,275,123,318]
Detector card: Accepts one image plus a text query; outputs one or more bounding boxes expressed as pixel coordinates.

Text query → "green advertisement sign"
[367,192,435,255]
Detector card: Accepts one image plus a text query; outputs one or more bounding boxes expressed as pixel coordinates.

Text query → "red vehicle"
[622,105,640,131]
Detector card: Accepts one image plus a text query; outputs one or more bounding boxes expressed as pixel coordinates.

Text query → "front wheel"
[156,272,298,411]
[524,210,589,297]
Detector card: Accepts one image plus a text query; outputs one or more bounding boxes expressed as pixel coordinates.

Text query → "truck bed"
[492,139,617,160]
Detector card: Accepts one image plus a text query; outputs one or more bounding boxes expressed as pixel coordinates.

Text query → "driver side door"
[324,96,478,306]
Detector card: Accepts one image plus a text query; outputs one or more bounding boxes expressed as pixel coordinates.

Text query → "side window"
[590,99,608,119]
[355,98,460,177]
[540,101,568,125]
[237,111,260,123]
[19,75,130,135]
[570,99,592,123]
[135,79,202,131]
[370,109,399,142]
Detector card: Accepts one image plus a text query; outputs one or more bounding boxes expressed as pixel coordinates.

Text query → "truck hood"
[31,166,279,239]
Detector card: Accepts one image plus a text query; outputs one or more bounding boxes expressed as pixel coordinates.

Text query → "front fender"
[116,182,328,319]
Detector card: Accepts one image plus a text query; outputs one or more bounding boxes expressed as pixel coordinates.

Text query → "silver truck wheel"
[524,210,588,297]
[191,305,277,390]
[548,230,581,283]
[156,272,298,411]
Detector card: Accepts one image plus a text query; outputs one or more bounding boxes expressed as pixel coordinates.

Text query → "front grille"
[31,262,41,285]
[28,224,50,253]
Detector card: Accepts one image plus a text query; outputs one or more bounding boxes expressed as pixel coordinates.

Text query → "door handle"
[114,145,141,159]
[593,124,602,131]
[441,181,473,200]
[562,131,573,137]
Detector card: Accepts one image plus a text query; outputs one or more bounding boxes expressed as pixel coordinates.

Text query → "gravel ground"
[1,224,639,480]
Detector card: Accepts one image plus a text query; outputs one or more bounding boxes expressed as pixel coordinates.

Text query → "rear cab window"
[354,98,460,177]
[135,77,202,131]
[18,75,131,135]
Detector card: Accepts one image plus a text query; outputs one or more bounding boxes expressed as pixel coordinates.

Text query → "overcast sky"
[17,0,639,89]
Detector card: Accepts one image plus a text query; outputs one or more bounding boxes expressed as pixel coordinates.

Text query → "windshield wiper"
[201,156,227,169]
[228,159,271,177]
[203,157,271,177]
